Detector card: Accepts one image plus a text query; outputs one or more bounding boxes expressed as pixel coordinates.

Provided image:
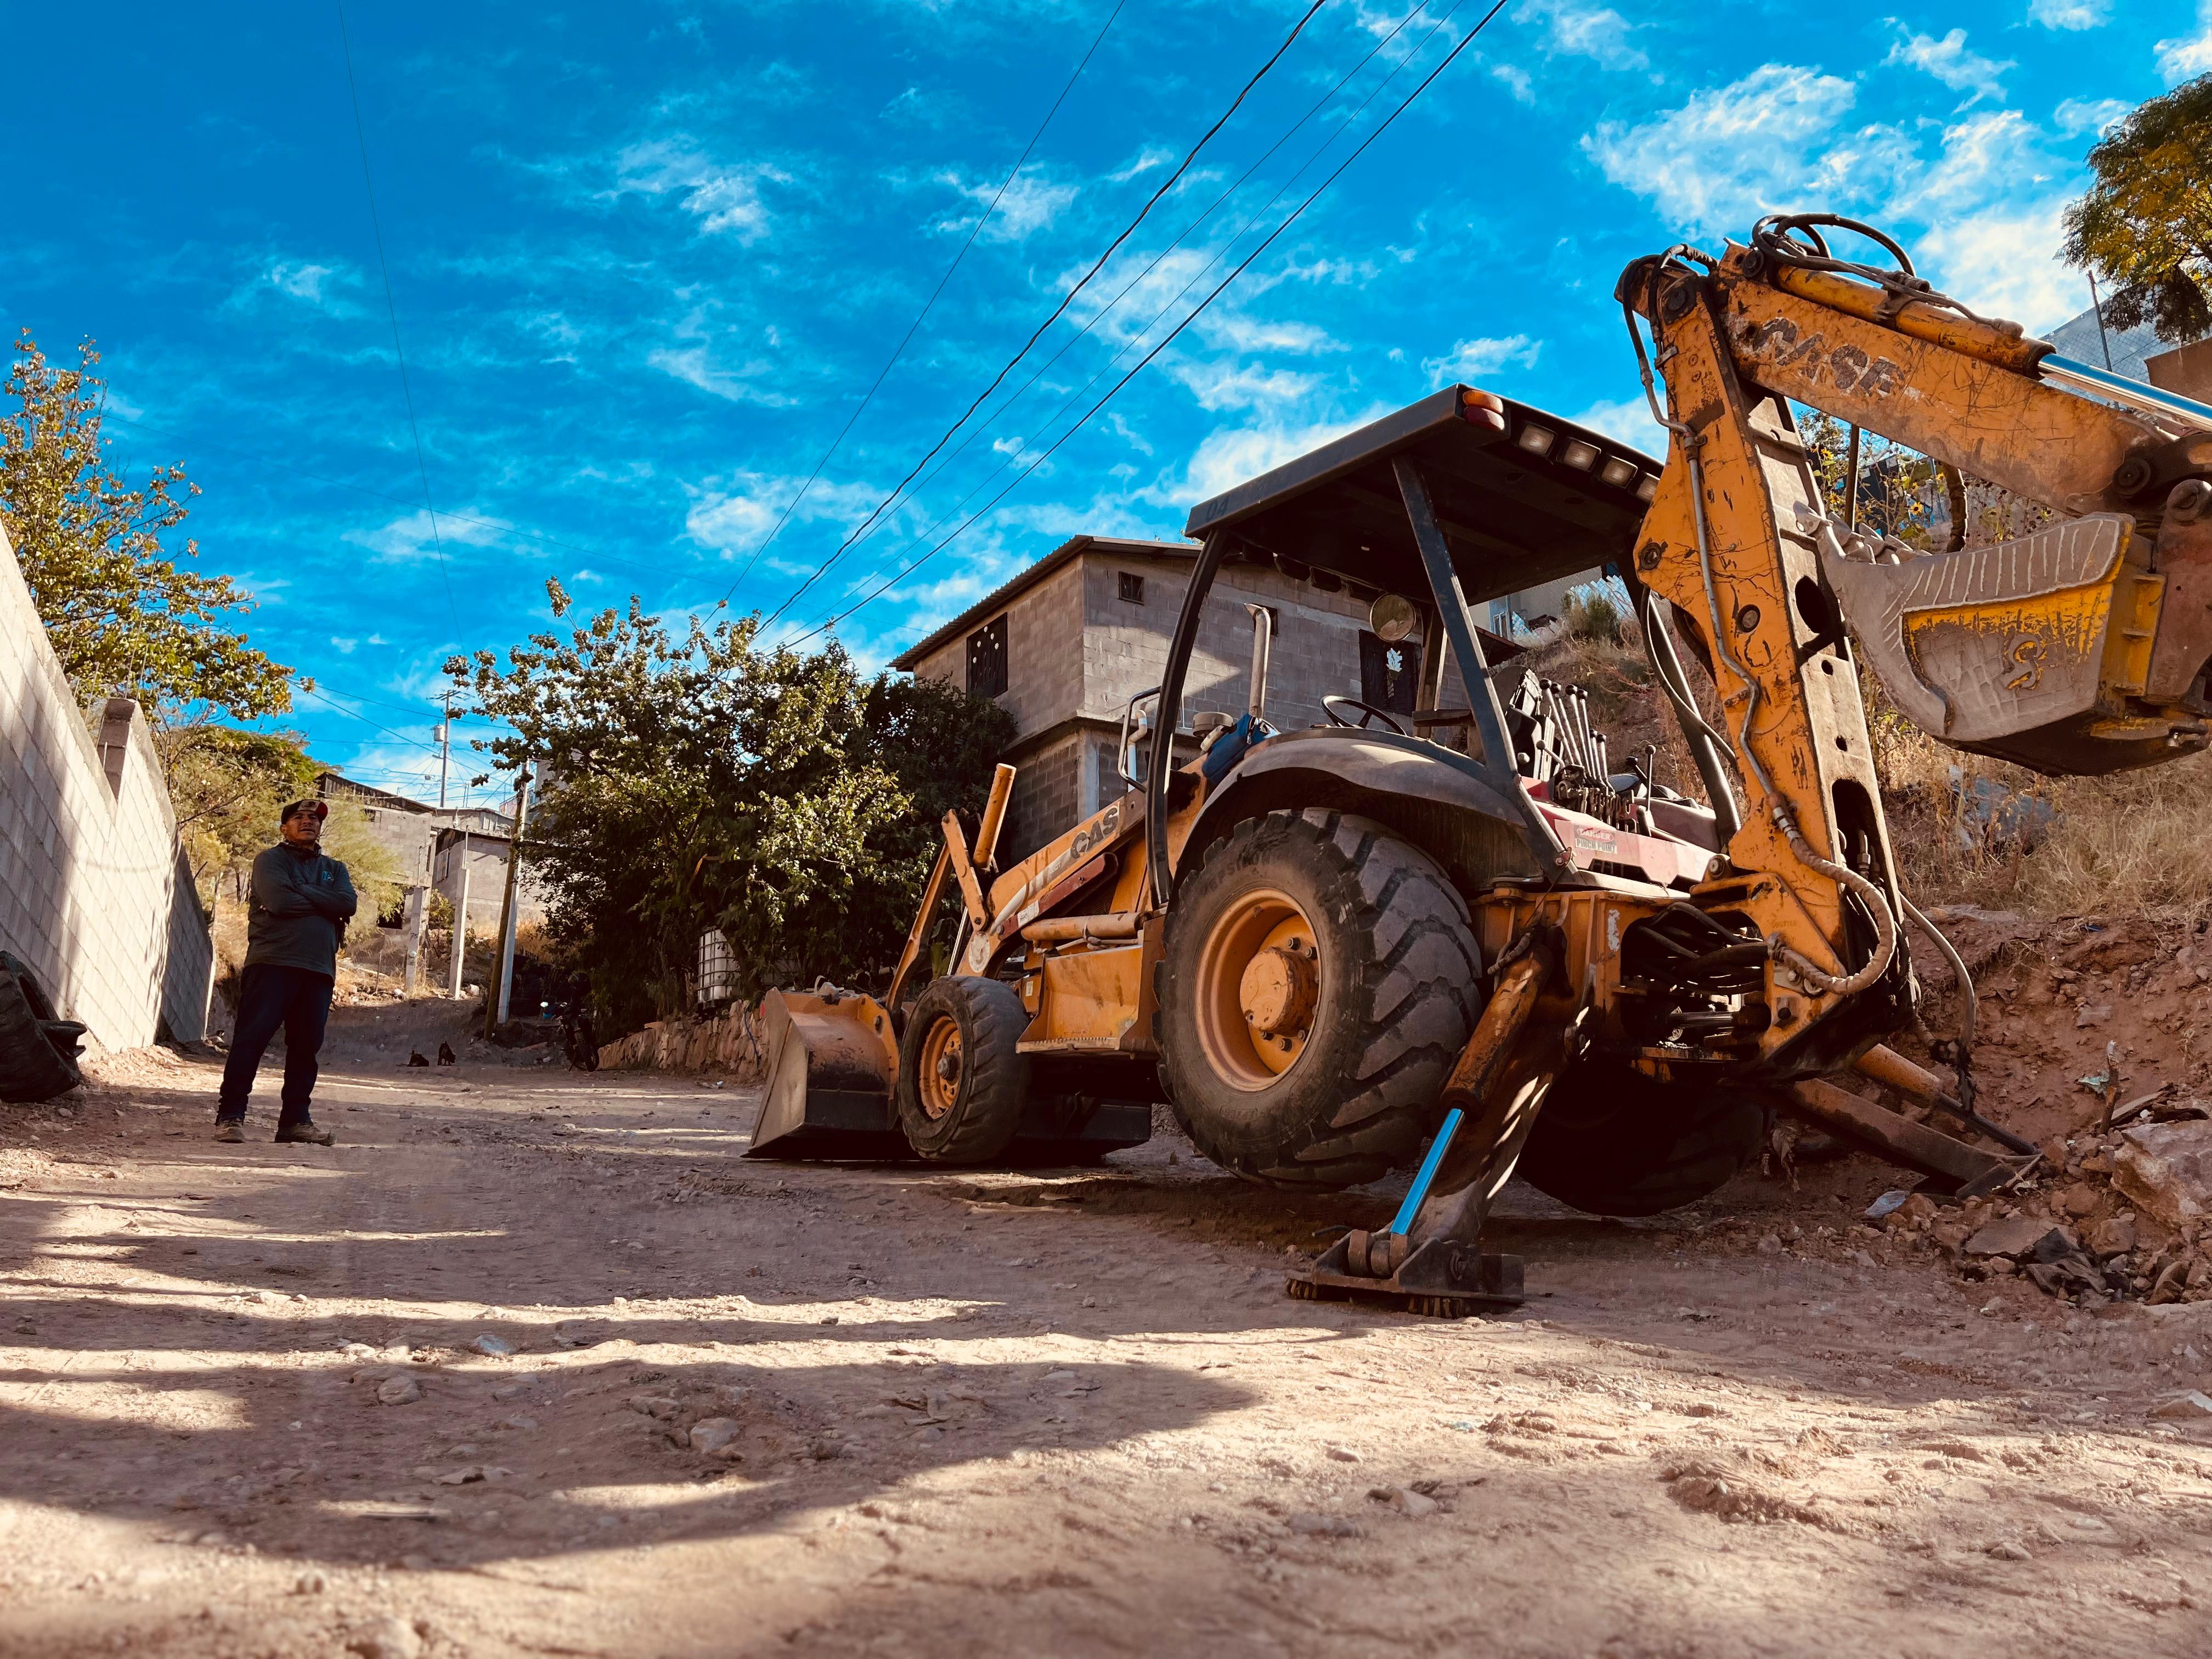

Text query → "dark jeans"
[217,965,335,1126]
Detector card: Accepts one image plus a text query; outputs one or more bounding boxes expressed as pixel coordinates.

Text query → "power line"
[780,0,1459,645]
[786,0,1505,647]
[309,675,489,723]
[298,684,446,755]
[708,0,1130,611]
[757,0,1335,631]
[761,0,1436,621]
[336,1,459,631]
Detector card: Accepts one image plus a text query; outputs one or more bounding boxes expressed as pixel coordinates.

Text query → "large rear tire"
[1155,810,1480,1189]
[1514,1060,1767,1217]
[895,975,1031,1164]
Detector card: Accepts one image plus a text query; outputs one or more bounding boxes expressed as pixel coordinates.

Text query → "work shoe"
[213,1121,245,1143]
[274,1122,335,1146]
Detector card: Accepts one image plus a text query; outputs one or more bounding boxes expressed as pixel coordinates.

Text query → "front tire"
[895,976,1031,1163]
[1155,810,1480,1189]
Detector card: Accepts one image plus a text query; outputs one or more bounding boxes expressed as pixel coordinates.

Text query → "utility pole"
[401,885,429,996]
[436,694,453,810]
[484,764,532,1038]
[449,855,471,999]
[2089,271,2115,371]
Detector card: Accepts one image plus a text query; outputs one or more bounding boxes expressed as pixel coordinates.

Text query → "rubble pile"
[1831,1119,2212,1308]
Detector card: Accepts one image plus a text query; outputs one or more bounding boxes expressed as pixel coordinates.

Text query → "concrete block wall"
[997,729,1085,866]
[0,526,213,1051]
[1081,554,1407,735]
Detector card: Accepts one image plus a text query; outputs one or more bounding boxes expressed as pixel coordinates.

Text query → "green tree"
[2062,74,2212,345]
[448,587,1014,1033]
[0,331,295,720]
[317,799,409,924]
[158,725,320,902]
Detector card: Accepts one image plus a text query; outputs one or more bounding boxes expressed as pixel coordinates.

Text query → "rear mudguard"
[1180,727,1547,899]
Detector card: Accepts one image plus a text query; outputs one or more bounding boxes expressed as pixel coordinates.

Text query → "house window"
[1358,630,1420,714]
[1118,572,1144,605]
[967,615,1008,699]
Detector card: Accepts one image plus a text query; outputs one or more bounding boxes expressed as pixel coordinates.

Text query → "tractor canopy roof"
[1181,385,1661,609]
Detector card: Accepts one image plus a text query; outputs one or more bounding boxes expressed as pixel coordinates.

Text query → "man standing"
[215,799,357,1144]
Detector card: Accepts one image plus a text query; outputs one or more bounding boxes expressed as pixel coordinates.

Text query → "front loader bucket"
[745,988,912,1161]
[1820,514,2208,775]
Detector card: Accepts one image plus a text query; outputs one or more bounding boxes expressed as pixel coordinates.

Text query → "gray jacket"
[245,844,359,977]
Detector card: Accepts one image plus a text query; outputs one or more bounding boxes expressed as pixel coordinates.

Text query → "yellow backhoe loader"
[751,212,2212,1315]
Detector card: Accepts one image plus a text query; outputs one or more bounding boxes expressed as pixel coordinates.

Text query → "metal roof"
[1182,385,1660,609]
[887,534,1193,670]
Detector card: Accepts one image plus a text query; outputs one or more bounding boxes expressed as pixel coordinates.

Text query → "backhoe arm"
[1618,221,2212,1059]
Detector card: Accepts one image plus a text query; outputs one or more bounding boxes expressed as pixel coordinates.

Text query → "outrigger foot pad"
[1284,1233,1524,1318]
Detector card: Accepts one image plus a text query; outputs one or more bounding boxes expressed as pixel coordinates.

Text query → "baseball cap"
[280,799,330,826]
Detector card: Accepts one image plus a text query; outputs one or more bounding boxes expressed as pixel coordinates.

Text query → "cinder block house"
[893,533,1571,864]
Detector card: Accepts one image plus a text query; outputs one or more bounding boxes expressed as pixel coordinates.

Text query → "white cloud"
[1490,63,1535,104]
[267,261,354,309]
[1886,28,2013,103]
[1583,71,2083,332]
[1513,0,1647,70]
[1195,312,1339,354]
[1146,411,1385,509]
[1109,145,1175,184]
[647,308,790,405]
[612,139,782,240]
[938,170,1077,241]
[1573,395,1671,460]
[2028,0,2111,29]
[1167,359,1323,412]
[1903,111,2041,213]
[1421,334,1542,385]
[343,510,506,565]
[683,473,886,556]
[2157,2,2212,82]
[1912,199,2085,333]
[648,344,783,403]
[1582,64,1894,234]
[236,258,362,318]
[2053,96,2130,137]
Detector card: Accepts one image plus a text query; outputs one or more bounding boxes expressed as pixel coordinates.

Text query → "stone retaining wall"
[597,1002,766,1078]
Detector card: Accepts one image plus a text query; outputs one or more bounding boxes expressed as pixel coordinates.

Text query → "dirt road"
[4,1019,2211,1658]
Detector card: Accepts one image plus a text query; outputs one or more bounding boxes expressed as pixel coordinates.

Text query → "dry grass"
[1863,669,2212,922]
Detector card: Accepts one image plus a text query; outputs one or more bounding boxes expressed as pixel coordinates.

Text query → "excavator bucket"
[1820,514,2209,775]
[746,987,910,1160]
[744,984,1155,1163]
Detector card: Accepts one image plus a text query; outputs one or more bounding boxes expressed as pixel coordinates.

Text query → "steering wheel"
[1322,695,1408,737]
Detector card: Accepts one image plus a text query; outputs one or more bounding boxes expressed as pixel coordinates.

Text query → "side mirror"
[1118,686,1162,787]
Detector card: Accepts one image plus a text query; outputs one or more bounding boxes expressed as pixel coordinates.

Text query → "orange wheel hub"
[917,1016,963,1120]
[1193,887,1319,1090]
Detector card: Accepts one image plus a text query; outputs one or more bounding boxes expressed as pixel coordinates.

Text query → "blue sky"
[5,0,2204,802]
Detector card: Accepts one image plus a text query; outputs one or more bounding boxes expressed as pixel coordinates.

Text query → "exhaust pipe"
[1246,603,1272,722]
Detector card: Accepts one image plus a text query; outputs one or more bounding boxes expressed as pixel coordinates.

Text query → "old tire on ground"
[1514,1060,1767,1217]
[1155,810,1480,1189]
[0,951,86,1104]
[895,975,1031,1164]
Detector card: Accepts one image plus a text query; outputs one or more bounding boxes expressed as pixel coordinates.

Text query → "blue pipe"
[2040,353,2212,433]
[1387,1108,1464,1237]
